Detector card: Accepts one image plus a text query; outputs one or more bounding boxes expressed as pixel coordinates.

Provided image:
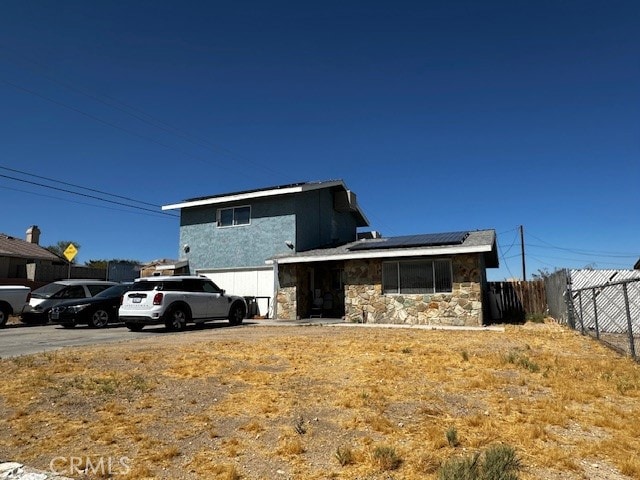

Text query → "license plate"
[132,297,142,303]
[51,312,59,320]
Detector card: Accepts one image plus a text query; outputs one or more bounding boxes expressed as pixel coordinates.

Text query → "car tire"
[165,306,189,331]
[60,321,76,329]
[89,309,110,328]
[125,322,144,332]
[228,302,246,326]
[0,305,9,328]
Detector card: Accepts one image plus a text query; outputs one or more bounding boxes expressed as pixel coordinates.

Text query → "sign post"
[63,243,78,279]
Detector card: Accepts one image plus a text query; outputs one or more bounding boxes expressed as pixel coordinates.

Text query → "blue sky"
[0,1,638,280]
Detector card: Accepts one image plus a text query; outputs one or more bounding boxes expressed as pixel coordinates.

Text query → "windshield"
[94,284,132,298]
[31,282,66,299]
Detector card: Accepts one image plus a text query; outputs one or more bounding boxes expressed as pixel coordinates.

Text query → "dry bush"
[277,432,305,456]
[371,444,402,471]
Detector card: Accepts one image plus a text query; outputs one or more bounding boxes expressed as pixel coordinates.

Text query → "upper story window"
[382,259,452,294]
[218,206,251,227]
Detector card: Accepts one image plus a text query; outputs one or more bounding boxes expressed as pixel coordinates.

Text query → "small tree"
[46,241,81,263]
[530,268,552,280]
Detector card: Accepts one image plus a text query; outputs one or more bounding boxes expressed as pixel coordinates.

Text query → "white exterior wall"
[198,267,274,318]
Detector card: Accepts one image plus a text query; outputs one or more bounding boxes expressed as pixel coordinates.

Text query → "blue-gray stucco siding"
[295,188,357,251]
[178,188,359,271]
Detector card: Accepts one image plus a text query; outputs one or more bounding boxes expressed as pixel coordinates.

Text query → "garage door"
[198,267,274,318]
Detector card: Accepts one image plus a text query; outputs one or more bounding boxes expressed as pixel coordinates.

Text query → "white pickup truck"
[0,285,31,327]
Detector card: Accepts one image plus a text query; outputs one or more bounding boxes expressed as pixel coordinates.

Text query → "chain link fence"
[546,269,640,360]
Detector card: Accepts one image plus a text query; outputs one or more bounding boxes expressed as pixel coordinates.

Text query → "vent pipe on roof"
[26,225,41,245]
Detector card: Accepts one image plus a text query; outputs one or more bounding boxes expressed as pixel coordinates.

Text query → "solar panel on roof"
[348,231,469,251]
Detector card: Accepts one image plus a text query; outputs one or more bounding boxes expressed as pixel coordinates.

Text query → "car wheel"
[61,321,76,329]
[228,303,246,326]
[125,322,144,332]
[0,306,8,328]
[89,309,110,328]
[165,306,189,331]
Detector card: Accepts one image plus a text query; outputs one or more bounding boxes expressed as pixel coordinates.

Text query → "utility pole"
[520,225,526,281]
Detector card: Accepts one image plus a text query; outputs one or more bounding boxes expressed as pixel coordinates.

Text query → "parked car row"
[2,276,247,331]
[21,279,118,324]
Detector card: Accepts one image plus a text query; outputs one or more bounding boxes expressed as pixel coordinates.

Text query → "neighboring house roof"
[267,229,499,268]
[634,258,640,270]
[162,179,370,227]
[0,234,61,261]
[154,260,189,272]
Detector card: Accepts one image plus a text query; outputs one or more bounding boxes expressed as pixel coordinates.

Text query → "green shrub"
[438,444,521,480]
[438,453,480,480]
[525,313,545,323]
[504,350,540,373]
[482,444,521,480]
[446,426,459,447]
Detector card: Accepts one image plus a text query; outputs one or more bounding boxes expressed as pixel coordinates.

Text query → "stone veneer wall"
[344,255,484,326]
[275,263,297,320]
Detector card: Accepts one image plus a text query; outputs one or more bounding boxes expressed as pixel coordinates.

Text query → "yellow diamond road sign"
[63,243,78,262]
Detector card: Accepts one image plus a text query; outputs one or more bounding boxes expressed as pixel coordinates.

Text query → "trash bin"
[244,296,258,318]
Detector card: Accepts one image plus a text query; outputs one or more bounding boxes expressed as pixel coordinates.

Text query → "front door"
[305,263,345,318]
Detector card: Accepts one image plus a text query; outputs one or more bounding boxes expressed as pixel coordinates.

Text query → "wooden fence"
[25,263,106,283]
[487,280,547,322]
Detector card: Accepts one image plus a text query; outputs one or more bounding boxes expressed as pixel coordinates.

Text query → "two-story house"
[162,180,369,317]
[163,179,499,326]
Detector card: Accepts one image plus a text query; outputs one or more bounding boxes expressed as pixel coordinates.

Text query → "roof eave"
[162,180,346,211]
[484,237,500,268]
[354,207,370,227]
[0,251,61,261]
[267,244,496,265]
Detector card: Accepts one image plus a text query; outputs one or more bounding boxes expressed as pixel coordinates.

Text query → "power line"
[494,229,638,281]
[499,228,520,256]
[526,232,638,258]
[0,173,178,217]
[0,165,160,208]
[497,240,516,279]
[525,252,633,268]
[0,183,176,220]
[527,243,637,259]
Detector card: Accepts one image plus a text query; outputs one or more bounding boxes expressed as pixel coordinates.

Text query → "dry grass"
[0,321,639,479]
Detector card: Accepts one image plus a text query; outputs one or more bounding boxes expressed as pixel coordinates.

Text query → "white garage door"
[198,267,274,318]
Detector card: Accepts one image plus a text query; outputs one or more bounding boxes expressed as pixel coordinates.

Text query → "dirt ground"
[1,320,639,480]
